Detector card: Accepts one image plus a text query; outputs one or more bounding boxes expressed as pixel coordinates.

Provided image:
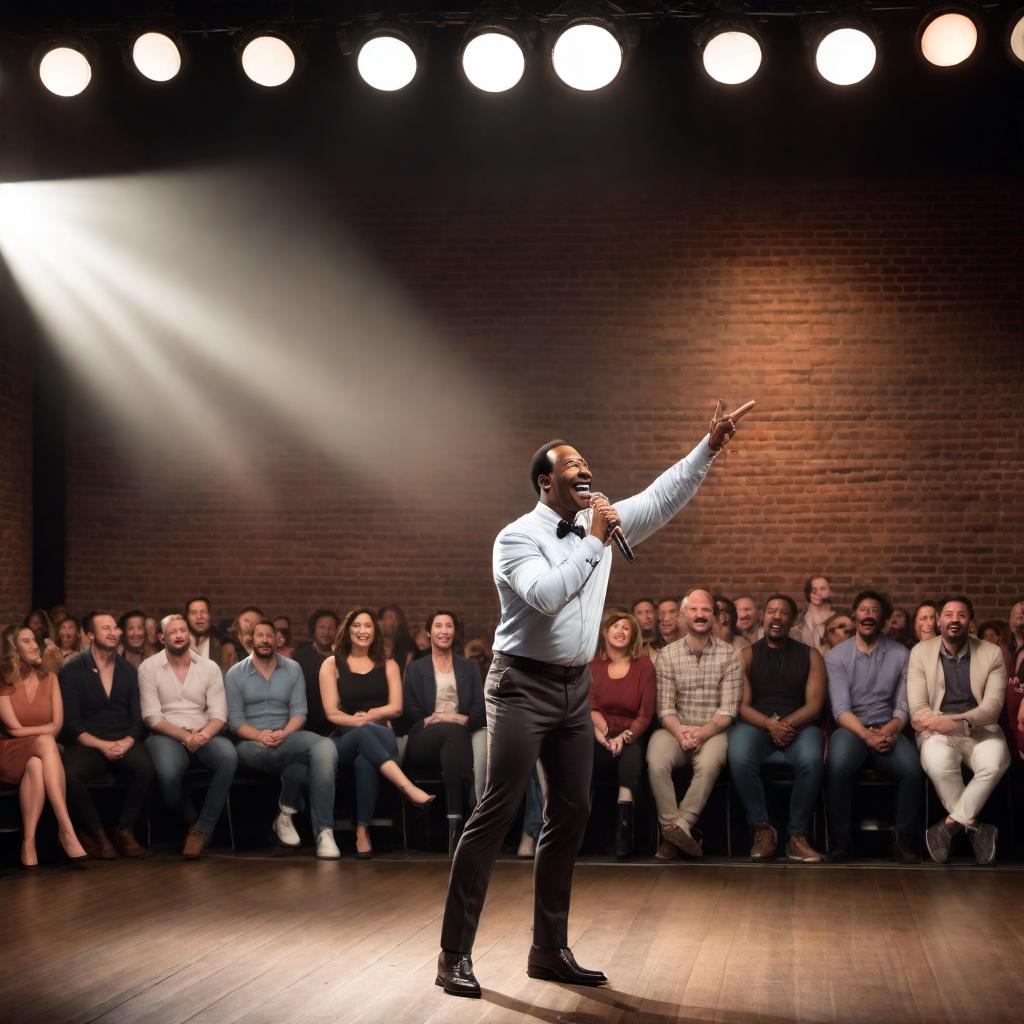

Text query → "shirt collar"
[939,640,970,663]
[683,634,719,657]
[240,653,278,676]
[532,501,582,527]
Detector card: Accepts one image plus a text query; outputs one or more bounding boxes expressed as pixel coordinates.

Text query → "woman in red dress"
[0,625,88,867]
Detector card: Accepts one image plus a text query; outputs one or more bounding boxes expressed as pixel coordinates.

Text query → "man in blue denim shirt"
[225,619,339,859]
[824,590,921,863]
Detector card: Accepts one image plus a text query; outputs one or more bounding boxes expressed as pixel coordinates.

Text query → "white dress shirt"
[138,649,228,730]
[492,436,718,666]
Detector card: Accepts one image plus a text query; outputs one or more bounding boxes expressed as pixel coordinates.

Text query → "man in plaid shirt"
[646,588,742,857]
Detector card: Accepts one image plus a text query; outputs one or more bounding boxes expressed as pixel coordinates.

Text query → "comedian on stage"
[436,400,755,997]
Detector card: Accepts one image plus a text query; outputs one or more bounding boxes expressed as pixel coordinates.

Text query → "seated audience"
[403,610,484,854]
[185,596,224,666]
[656,597,682,648]
[118,610,148,669]
[712,595,750,651]
[139,613,237,859]
[0,626,88,867]
[59,611,155,859]
[319,608,434,859]
[273,616,294,659]
[57,615,84,658]
[293,609,340,737]
[912,601,938,645]
[463,638,492,682]
[793,575,835,654]
[729,595,826,862]
[647,590,740,859]
[909,594,1010,865]
[1008,600,1024,658]
[824,591,921,863]
[223,606,265,669]
[143,616,161,658]
[821,612,855,651]
[883,607,914,647]
[1007,646,1024,761]
[631,598,659,656]
[48,605,68,628]
[378,603,415,672]
[226,620,340,860]
[24,609,57,649]
[410,625,432,661]
[734,595,763,645]
[589,610,655,858]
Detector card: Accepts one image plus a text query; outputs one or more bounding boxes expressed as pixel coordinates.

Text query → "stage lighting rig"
[37,41,94,97]
[918,8,979,67]
[811,17,878,86]
[355,28,419,91]
[1006,6,1024,66]
[239,31,299,88]
[694,18,763,86]
[129,30,183,83]
[460,24,528,93]
[551,17,625,92]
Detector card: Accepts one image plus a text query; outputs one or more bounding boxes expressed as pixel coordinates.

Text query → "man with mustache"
[824,591,921,863]
[646,588,742,859]
[908,594,1010,865]
[729,594,827,862]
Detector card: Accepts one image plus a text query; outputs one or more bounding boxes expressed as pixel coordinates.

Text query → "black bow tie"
[556,519,586,540]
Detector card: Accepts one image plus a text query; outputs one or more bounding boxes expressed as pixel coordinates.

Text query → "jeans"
[728,721,824,837]
[522,764,547,840]
[236,730,338,834]
[826,727,922,841]
[146,733,238,835]
[332,723,398,826]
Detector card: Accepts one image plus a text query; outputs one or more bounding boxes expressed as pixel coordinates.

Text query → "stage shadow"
[481,985,796,1024]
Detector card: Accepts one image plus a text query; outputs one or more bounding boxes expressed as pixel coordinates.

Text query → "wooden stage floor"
[3,852,1023,1024]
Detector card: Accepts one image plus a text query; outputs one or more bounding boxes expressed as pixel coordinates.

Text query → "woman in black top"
[319,607,434,858]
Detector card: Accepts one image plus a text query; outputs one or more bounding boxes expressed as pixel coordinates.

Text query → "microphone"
[588,492,636,562]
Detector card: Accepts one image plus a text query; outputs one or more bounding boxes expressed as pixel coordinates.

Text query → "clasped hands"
[676,725,706,752]
[912,712,963,737]
[765,717,797,748]
[183,729,213,752]
[424,711,468,727]
[103,737,135,760]
[595,727,626,757]
[256,728,288,748]
[863,725,897,753]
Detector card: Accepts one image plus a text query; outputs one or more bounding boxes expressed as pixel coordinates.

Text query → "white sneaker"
[516,833,536,858]
[273,810,301,847]
[316,828,341,860]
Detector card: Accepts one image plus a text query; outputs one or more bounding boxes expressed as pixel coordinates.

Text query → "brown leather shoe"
[750,824,778,861]
[654,839,679,861]
[81,830,118,860]
[785,834,823,862]
[662,822,703,858]
[182,826,209,860]
[115,827,147,858]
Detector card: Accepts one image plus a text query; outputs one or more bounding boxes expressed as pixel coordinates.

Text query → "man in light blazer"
[908,594,1010,865]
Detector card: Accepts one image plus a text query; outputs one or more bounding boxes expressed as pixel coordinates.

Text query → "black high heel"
[406,790,436,811]
[58,835,90,868]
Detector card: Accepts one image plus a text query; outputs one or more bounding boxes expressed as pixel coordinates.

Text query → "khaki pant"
[646,728,728,829]
[920,729,1010,828]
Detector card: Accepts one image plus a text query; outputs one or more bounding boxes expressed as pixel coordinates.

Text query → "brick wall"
[62,178,1024,641]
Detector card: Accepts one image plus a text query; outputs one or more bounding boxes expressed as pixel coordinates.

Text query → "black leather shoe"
[527,946,608,986]
[435,951,481,998]
[892,834,920,865]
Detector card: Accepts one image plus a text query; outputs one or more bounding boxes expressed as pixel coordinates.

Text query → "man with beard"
[824,591,920,863]
[293,609,340,737]
[646,588,742,859]
[909,594,1009,865]
[140,613,237,859]
[59,611,155,859]
[186,595,224,667]
[729,594,826,862]
[436,401,754,998]
[734,595,763,645]
[225,620,340,859]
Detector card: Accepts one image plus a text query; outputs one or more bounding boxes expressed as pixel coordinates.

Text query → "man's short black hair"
[185,595,211,614]
[656,596,680,609]
[118,609,146,632]
[253,619,277,634]
[851,590,893,624]
[529,439,574,495]
[938,593,975,622]
[307,608,339,636]
[631,597,656,611]
[764,593,798,619]
[83,610,117,636]
[713,594,738,631]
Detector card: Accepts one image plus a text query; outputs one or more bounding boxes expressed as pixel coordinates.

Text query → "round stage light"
[552,22,623,92]
[38,46,92,97]
[815,27,877,86]
[131,31,182,82]
[357,34,418,92]
[702,30,762,85]
[1007,10,1024,65]
[241,35,296,88]
[462,30,526,93]
[920,11,978,67]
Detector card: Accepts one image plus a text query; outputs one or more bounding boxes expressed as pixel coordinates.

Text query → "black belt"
[500,653,586,683]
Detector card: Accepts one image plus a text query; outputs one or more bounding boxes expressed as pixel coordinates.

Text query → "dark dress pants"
[404,722,474,816]
[441,653,593,953]
[63,742,155,834]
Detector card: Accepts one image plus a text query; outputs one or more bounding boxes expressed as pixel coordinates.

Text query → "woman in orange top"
[0,625,88,867]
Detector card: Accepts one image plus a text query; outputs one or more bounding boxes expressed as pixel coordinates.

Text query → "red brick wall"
[63,179,1024,640]
[0,278,33,626]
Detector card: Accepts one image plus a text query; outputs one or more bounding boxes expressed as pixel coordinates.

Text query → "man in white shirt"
[436,400,754,998]
[140,613,237,859]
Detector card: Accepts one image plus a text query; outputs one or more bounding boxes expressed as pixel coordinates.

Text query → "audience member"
[977,620,1008,648]
[118,610,148,669]
[273,616,294,659]
[631,599,659,653]
[793,575,835,654]
[59,611,154,860]
[1008,601,1024,657]
[589,610,655,858]
[821,612,855,651]
[712,595,750,651]
[1007,646,1024,761]
[378,603,415,671]
[0,626,88,867]
[226,620,340,860]
[912,601,938,645]
[410,625,432,661]
[656,597,681,648]
[909,595,1010,865]
[734,595,763,645]
[143,616,161,657]
[139,614,237,859]
[224,606,265,668]
[185,596,224,666]
[463,638,492,682]
[319,608,433,858]
[883,607,914,647]
[293,609,340,737]
[24,609,56,649]
[824,591,921,863]
[729,595,826,862]
[403,611,484,854]
[48,605,68,628]
[647,590,740,859]
[57,615,84,657]
[516,764,547,859]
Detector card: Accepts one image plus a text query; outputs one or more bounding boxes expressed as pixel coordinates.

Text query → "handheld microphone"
[589,492,636,562]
